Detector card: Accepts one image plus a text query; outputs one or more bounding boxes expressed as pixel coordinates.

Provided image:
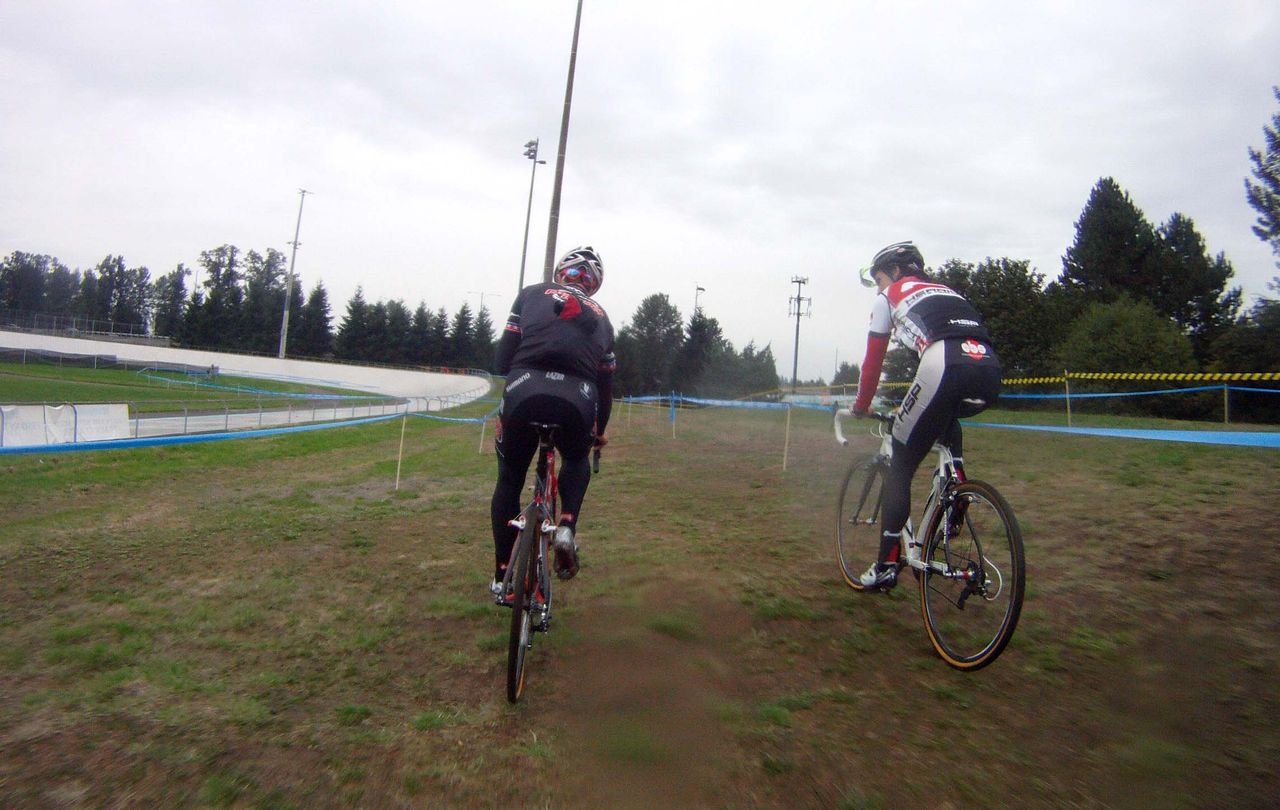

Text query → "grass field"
[1,400,1278,808]
[0,361,385,415]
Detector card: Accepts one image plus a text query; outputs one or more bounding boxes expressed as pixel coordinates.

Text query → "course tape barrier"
[623,393,1279,450]
[0,413,403,456]
[1002,384,1231,401]
[968,422,1280,449]
[410,403,500,425]
[1067,371,1280,381]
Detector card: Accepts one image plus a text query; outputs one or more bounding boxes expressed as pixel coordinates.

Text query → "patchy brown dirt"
[2,407,1279,808]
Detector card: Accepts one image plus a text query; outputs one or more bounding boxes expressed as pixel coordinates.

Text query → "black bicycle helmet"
[870,241,926,278]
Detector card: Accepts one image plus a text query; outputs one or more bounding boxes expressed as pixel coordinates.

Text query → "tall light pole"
[518,139,546,293]
[695,284,706,312]
[542,0,585,282]
[277,188,309,359]
[788,276,811,393]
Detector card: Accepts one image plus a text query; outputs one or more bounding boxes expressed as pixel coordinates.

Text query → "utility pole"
[543,0,585,282]
[278,188,309,359]
[788,276,811,393]
[694,284,705,313]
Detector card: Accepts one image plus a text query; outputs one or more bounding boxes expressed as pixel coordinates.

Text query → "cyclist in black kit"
[489,246,615,601]
[851,242,1001,590]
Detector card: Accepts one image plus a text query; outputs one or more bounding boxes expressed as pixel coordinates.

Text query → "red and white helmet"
[554,246,604,297]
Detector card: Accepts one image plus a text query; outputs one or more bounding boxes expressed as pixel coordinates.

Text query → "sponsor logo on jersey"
[507,371,531,390]
[580,382,591,399]
[960,340,988,360]
[949,318,980,327]
[545,371,565,381]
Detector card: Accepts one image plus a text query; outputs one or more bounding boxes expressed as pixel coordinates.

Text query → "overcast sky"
[2,1,1278,381]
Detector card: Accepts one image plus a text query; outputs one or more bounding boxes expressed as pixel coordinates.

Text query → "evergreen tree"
[75,270,103,322]
[192,244,244,348]
[1152,214,1241,361]
[473,306,497,371]
[832,361,860,387]
[1245,86,1280,267]
[295,282,334,357]
[408,302,432,365]
[427,307,451,366]
[385,299,412,364]
[365,302,390,362]
[613,293,683,395]
[1060,177,1160,309]
[334,287,370,360]
[737,341,781,395]
[449,303,475,367]
[670,309,724,394]
[150,264,190,339]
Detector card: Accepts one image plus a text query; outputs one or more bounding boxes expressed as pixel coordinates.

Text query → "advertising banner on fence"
[0,403,130,447]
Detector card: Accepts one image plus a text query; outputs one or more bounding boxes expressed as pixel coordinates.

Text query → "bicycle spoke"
[919,482,1025,670]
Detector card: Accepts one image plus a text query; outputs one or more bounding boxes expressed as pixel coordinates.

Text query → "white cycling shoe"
[552,526,580,581]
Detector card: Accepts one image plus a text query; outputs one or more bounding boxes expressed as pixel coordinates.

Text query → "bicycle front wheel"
[506,514,537,703]
[919,480,1025,670]
[836,458,885,591]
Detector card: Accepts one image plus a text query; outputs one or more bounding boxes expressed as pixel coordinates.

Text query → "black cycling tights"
[489,395,593,579]
[879,419,963,563]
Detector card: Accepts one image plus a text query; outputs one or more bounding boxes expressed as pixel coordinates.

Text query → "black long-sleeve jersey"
[495,282,616,380]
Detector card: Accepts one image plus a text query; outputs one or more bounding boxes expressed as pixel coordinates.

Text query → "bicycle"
[499,423,602,703]
[833,407,1024,670]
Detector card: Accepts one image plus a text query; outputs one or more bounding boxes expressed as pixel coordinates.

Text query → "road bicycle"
[499,423,601,703]
[834,408,1024,670]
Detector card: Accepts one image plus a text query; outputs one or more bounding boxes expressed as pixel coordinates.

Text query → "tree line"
[825,176,1278,422]
[0,243,780,396]
[0,244,499,370]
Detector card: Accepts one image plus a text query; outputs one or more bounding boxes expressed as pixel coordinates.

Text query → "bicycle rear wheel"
[506,511,537,703]
[919,480,1024,670]
[836,458,885,591]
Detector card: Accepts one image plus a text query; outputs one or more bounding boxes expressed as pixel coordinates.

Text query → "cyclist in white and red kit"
[851,241,1002,590]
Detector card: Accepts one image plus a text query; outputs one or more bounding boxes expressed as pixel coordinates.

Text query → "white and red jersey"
[854,276,995,412]
[869,277,990,356]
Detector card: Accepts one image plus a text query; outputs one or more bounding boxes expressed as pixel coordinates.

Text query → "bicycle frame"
[507,431,560,544]
[834,408,971,579]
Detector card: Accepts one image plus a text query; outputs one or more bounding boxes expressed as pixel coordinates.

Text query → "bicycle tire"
[506,509,537,703]
[918,479,1024,670]
[836,458,885,591]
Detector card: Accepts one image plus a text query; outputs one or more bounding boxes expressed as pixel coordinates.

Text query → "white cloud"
[2,0,1277,381]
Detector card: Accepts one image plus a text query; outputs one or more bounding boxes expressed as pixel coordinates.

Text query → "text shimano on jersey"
[507,371,531,390]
